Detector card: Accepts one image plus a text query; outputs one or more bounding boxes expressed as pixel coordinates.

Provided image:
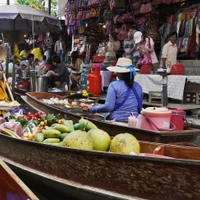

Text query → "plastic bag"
[128,113,137,128]
[0,119,23,137]
[10,109,25,118]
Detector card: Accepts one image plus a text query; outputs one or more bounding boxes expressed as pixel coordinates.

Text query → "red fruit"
[27,112,33,116]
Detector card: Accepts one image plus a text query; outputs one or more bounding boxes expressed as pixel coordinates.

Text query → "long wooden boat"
[0,157,38,200]
[25,92,200,144]
[1,133,200,199]
[15,87,73,97]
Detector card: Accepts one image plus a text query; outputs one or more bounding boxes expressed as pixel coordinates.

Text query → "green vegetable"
[15,118,28,129]
[60,133,70,141]
[34,133,44,142]
[74,121,85,130]
[79,117,98,131]
[64,120,74,132]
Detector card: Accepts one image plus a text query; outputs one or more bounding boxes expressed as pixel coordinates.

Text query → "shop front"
[63,0,200,94]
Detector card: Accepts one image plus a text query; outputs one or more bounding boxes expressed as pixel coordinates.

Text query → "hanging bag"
[163,0,173,4]
[112,0,125,8]
[139,2,152,14]
[152,0,163,6]
[117,24,128,40]
[137,38,152,67]
[103,6,113,21]
[122,0,135,22]
[137,53,152,66]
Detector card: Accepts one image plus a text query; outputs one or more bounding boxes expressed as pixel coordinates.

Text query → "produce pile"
[0,111,140,154]
[41,98,79,108]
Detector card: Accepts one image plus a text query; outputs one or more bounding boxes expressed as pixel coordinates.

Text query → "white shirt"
[59,42,63,51]
[44,50,50,59]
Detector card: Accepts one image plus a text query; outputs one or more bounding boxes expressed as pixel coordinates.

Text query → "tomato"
[27,112,33,116]
[32,117,38,120]
[27,116,31,120]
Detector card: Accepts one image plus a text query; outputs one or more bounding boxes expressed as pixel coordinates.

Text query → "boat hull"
[0,158,38,200]
[0,134,200,200]
[26,92,200,143]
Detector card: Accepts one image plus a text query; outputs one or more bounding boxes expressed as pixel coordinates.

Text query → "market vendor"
[80,58,143,122]
[0,63,11,116]
[16,60,29,83]
[0,63,9,102]
[48,55,70,88]
[67,51,84,91]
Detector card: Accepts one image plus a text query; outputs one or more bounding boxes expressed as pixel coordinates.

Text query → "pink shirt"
[145,37,158,64]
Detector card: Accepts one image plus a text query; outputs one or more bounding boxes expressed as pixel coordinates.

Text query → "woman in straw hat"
[80,58,143,122]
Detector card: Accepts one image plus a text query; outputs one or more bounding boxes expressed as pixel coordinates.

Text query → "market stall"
[135,74,200,101]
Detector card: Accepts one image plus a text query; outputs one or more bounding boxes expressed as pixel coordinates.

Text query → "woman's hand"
[80,103,91,111]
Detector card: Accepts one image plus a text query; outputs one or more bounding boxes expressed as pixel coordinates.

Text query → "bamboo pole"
[3,74,14,102]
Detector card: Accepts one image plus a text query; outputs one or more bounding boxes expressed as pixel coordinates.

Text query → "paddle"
[3,74,14,102]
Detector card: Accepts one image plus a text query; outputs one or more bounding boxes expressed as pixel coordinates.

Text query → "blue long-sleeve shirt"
[89,80,143,122]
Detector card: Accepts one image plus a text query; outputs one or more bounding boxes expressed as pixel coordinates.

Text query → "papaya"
[64,120,74,132]
[51,123,70,133]
[60,133,70,141]
[79,117,98,131]
[43,129,61,138]
[34,133,44,142]
[43,138,60,143]
[74,121,85,130]
[49,142,63,146]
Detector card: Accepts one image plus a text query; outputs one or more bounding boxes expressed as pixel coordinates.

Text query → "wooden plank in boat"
[0,158,38,200]
[0,133,200,199]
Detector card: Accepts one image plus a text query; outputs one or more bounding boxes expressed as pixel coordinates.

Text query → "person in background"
[123,26,134,61]
[20,48,29,60]
[43,46,50,60]
[31,42,42,62]
[41,57,53,75]
[134,31,158,71]
[26,53,34,68]
[54,35,66,63]
[110,49,125,82]
[0,63,12,116]
[48,55,69,88]
[161,31,177,70]
[67,51,84,91]
[102,32,121,68]
[80,58,143,122]
[128,25,140,67]
[39,55,47,69]
[15,60,29,83]
[0,63,9,102]
[3,59,19,77]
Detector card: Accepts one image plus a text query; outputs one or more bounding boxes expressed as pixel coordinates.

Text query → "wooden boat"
[0,157,38,200]
[1,133,200,199]
[15,87,73,97]
[25,92,200,144]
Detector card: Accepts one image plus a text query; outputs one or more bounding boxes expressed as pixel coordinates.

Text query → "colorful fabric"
[0,80,8,102]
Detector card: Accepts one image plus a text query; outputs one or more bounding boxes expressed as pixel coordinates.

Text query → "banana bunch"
[13,43,20,64]
[0,128,21,139]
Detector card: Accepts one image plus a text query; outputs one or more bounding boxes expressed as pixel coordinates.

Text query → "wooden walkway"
[143,100,200,111]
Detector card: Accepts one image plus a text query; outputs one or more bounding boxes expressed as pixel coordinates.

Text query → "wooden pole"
[3,74,14,102]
